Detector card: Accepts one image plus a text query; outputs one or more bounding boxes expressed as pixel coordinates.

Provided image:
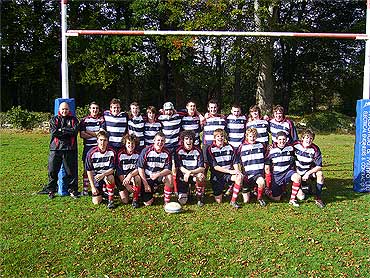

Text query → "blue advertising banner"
[353,99,370,192]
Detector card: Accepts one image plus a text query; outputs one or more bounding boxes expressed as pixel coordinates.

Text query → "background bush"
[2,106,52,130]
[299,111,355,133]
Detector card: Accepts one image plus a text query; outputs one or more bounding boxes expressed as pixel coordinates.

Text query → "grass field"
[0,131,369,277]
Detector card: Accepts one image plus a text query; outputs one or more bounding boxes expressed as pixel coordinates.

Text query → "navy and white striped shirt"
[128,115,145,148]
[235,141,266,179]
[207,143,235,178]
[144,121,162,146]
[202,115,226,146]
[226,115,247,149]
[137,145,172,179]
[116,148,140,177]
[80,115,105,147]
[103,110,128,149]
[157,113,182,151]
[175,145,204,171]
[293,142,322,176]
[267,143,295,177]
[85,146,116,175]
[269,118,298,144]
[180,113,202,146]
[246,119,269,144]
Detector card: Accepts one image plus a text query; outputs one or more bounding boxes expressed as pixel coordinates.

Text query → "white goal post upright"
[60,0,370,192]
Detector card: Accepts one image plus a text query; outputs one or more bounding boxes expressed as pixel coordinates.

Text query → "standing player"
[235,128,267,207]
[128,102,145,152]
[180,100,204,147]
[157,102,182,153]
[226,103,247,149]
[143,106,162,147]
[175,131,206,207]
[137,132,174,206]
[246,105,271,192]
[266,131,302,207]
[206,129,243,209]
[85,130,116,209]
[79,101,105,196]
[116,134,141,208]
[246,105,269,145]
[293,129,325,208]
[269,105,298,144]
[45,102,79,199]
[103,98,128,152]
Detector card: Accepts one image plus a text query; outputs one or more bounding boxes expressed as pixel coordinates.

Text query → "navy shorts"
[141,177,164,202]
[211,174,233,196]
[176,174,196,194]
[242,174,263,193]
[272,170,295,197]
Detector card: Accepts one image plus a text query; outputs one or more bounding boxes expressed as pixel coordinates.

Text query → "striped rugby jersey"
[80,115,105,147]
[85,146,116,175]
[235,141,267,179]
[137,145,172,179]
[206,142,235,178]
[174,145,204,171]
[157,113,182,150]
[202,115,226,146]
[269,118,298,144]
[226,114,247,149]
[128,115,145,148]
[116,148,140,177]
[267,143,295,176]
[144,121,162,146]
[103,110,128,149]
[246,119,269,144]
[293,141,322,176]
[180,113,202,146]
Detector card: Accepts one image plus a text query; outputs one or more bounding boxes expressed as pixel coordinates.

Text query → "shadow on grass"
[320,178,368,205]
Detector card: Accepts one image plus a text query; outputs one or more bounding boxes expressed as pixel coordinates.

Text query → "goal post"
[60,0,370,193]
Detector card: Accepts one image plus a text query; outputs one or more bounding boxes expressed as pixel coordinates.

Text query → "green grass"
[1,131,369,277]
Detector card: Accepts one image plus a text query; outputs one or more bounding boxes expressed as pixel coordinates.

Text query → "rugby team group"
[41,98,325,210]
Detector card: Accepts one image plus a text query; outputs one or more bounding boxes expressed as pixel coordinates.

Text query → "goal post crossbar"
[66,29,369,40]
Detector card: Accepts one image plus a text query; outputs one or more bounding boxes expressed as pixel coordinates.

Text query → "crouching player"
[117,134,141,208]
[137,132,174,206]
[235,128,267,207]
[266,131,302,207]
[175,131,206,207]
[85,130,116,209]
[293,129,325,208]
[206,129,243,209]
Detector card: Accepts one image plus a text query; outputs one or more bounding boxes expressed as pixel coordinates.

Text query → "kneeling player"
[175,131,206,206]
[266,131,302,207]
[85,130,116,209]
[117,134,141,208]
[206,129,243,209]
[235,128,267,207]
[137,132,174,206]
[294,129,325,208]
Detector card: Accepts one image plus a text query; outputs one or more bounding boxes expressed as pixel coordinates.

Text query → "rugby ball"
[164,201,182,214]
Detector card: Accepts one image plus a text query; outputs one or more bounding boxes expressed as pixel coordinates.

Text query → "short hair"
[122,133,138,145]
[208,98,218,107]
[301,129,315,140]
[245,127,258,138]
[154,131,166,140]
[130,102,139,107]
[180,130,195,143]
[96,130,109,139]
[186,99,196,106]
[232,102,241,109]
[213,128,227,138]
[276,131,287,138]
[249,105,261,114]
[273,105,284,114]
[89,101,99,108]
[110,98,121,106]
[146,106,157,114]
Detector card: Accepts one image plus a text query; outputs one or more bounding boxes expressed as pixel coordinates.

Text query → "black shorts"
[211,174,233,196]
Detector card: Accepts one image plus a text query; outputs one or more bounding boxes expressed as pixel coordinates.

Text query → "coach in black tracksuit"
[46,102,79,199]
